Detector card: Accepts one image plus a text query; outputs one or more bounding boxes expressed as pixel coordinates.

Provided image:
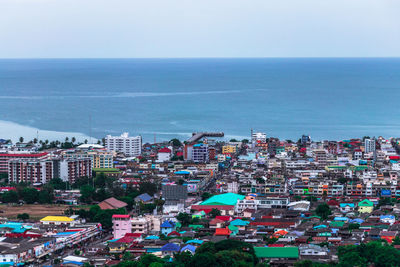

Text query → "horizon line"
[1,56,400,60]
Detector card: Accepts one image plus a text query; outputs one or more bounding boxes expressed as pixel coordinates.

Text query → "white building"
[105,132,142,157]
[364,138,376,154]
[157,147,172,162]
[252,132,267,144]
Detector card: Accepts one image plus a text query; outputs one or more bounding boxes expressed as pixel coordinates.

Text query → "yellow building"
[358,199,374,213]
[89,151,113,169]
[40,216,76,226]
[222,145,237,154]
[62,149,113,169]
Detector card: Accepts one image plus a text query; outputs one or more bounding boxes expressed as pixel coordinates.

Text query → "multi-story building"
[365,138,376,154]
[105,132,142,157]
[252,132,267,144]
[222,145,237,155]
[62,149,113,169]
[8,157,91,184]
[0,152,48,173]
[191,144,209,163]
[112,215,132,239]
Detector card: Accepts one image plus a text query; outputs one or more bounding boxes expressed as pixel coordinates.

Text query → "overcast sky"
[1,0,400,58]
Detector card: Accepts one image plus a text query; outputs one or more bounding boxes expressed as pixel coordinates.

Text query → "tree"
[2,190,18,203]
[190,252,217,267]
[84,139,88,144]
[65,137,69,142]
[230,139,239,142]
[201,192,213,201]
[17,213,30,221]
[241,139,249,144]
[38,190,53,204]
[348,223,360,231]
[177,213,192,226]
[315,203,331,220]
[21,188,39,204]
[72,137,76,143]
[94,172,107,188]
[170,138,182,147]
[209,208,221,218]
[80,185,95,203]
[19,137,24,143]
[33,138,38,144]
[139,182,157,196]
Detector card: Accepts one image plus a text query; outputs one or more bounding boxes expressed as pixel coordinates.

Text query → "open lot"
[0,204,69,220]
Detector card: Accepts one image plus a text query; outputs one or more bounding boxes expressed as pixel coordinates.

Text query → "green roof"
[93,168,120,173]
[188,224,204,230]
[254,247,299,259]
[200,193,245,206]
[358,199,374,207]
[330,221,345,228]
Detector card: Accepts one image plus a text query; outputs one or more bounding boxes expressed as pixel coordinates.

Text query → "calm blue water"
[0,58,400,142]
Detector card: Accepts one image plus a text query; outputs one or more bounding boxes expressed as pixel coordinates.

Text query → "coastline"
[0,120,97,143]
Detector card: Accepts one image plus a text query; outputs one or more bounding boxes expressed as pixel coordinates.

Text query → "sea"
[0,58,400,143]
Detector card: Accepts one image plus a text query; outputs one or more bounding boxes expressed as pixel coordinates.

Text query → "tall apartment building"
[105,133,142,157]
[0,152,48,173]
[62,149,113,169]
[192,143,209,163]
[365,138,376,154]
[8,157,92,184]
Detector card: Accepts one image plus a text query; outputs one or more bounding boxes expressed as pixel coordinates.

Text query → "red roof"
[0,152,48,158]
[99,197,128,210]
[191,205,235,211]
[176,152,183,157]
[116,236,135,243]
[167,231,181,237]
[125,233,142,238]
[215,216,231,222]
[112,214,130,219]
[158,148,172,153]
[268,244,285,247]
[214,227,232,236]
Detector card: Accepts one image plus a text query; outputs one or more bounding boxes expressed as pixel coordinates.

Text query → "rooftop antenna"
[89,115,92,144]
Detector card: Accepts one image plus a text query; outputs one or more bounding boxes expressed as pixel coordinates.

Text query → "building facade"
[105,133,142,157]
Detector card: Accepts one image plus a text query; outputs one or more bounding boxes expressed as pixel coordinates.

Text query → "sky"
[0,0,400,58]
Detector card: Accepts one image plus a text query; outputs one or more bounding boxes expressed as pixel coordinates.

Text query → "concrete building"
[365,138,376,154]
[157,147,172,162]
[8,157,92,184]
[252,132,267,144]
[105,132,142,157]
[0,152,48,173]
[191,143,209,163]
[62,149,113,169]
[222,145,237,154]
[112,214,132,239]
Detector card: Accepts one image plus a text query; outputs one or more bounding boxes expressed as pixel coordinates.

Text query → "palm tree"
[33,138,38,144]
[45,140,49,145]
[71,137,76,143]
[84,139,88,144]
[19,137,24,143]
[65,137,69,142]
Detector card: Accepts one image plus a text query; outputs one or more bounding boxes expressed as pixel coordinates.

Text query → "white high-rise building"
[105,132,142,157]
[364,138,376,154]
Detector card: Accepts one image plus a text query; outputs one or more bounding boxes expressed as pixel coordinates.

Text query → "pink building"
[112,214,132,239]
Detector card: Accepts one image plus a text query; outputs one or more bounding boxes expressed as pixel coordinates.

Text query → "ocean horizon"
[1,58,400,143]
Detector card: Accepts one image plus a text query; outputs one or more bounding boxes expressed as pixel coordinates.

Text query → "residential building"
[112,215,132,239]
[0,152,48,173]
[365,138,376,153]
[105,132,142,157]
